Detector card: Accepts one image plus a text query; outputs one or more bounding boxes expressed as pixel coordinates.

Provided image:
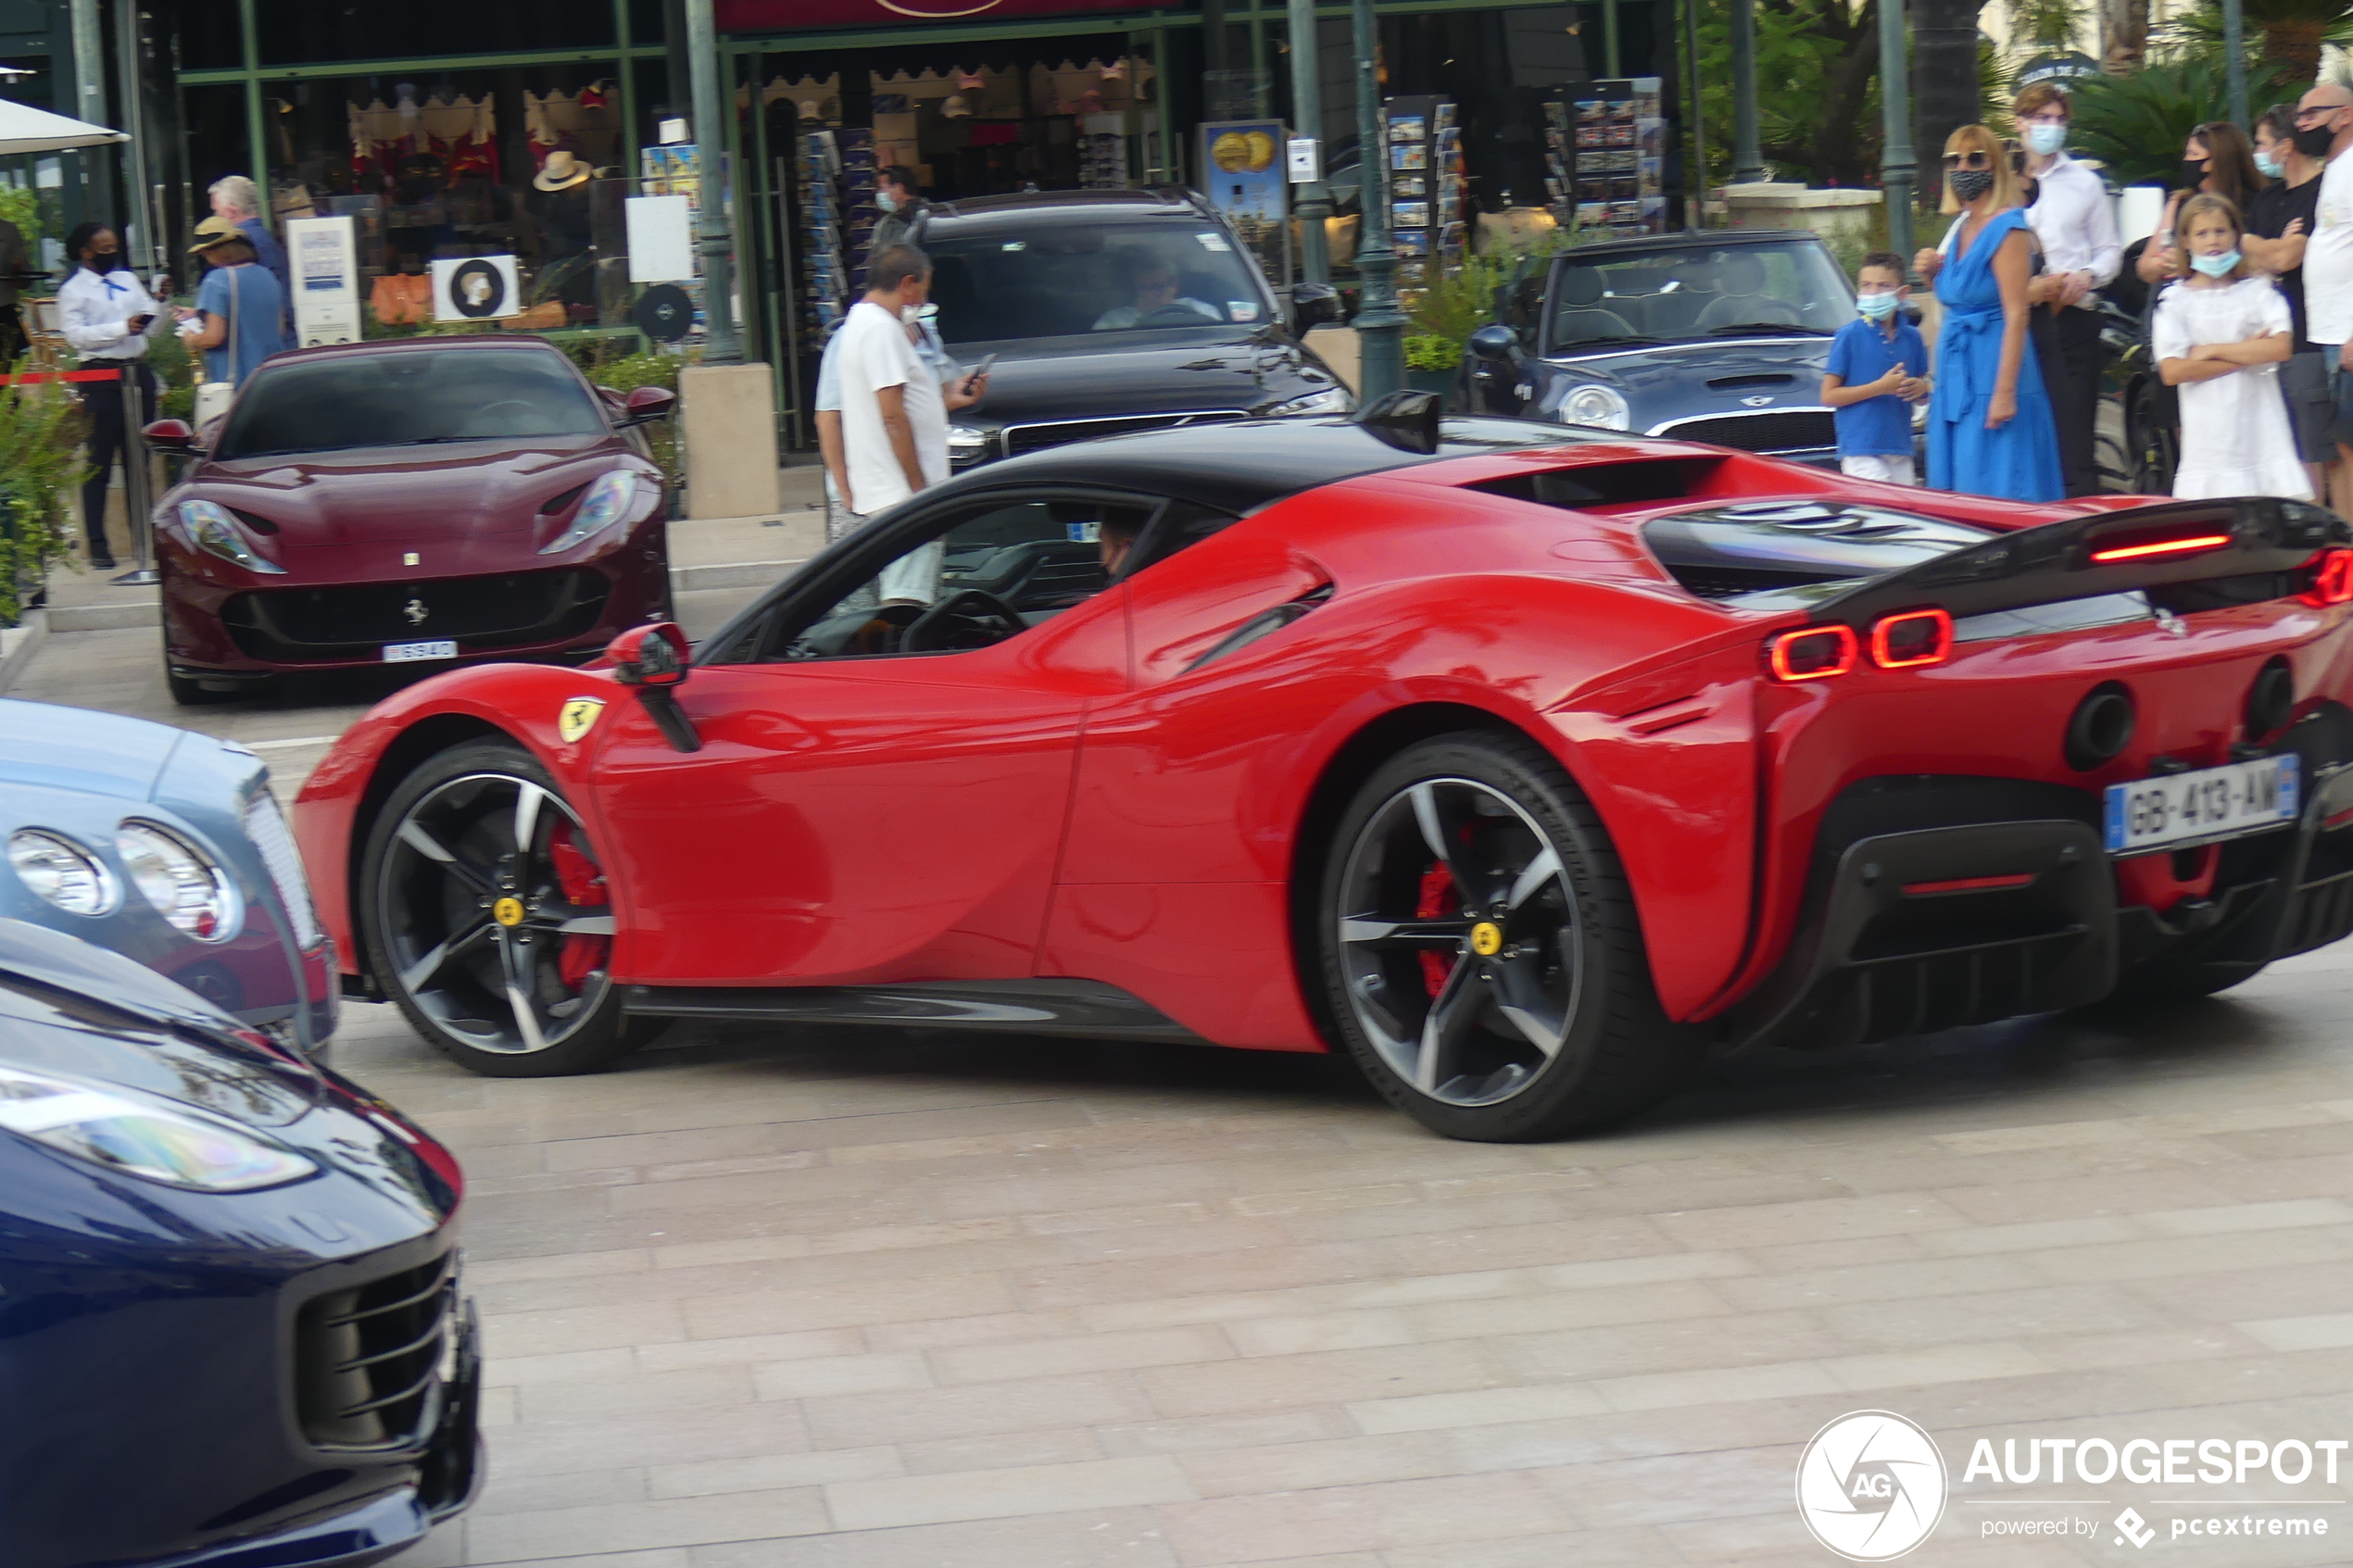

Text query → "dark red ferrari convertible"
[291,398,2353,1141]
[145,336,674,705]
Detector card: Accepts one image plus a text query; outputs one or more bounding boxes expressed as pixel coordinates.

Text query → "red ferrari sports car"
[144,336,674,706]
[292,398,2353,1141]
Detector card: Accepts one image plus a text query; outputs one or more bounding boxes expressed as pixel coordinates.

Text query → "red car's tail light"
[1869,608,1953,669]
[2088,533,2231,563]
[2307,547,2353,606]
[1767,625,1857,682]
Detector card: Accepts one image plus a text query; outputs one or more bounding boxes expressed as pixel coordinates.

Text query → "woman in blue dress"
[1919,123,2064,500]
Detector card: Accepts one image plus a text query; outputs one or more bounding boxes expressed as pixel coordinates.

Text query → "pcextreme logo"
[1796,1411,1949,1561]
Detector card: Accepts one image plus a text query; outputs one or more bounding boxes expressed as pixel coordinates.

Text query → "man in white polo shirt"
[2296,82,2353,514]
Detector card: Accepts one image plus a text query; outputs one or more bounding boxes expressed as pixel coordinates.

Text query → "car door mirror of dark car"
[1468,324,1523,364]
[1290,282,1342,332]
[606,621,699,751]
[143,418,198,454]
[618,386,677,426]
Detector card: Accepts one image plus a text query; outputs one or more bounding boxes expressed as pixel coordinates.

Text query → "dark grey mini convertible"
[1460,227,1881,467]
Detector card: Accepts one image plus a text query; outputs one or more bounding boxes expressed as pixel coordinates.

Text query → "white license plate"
[381,639,458,664]
[2104,754,2300,856]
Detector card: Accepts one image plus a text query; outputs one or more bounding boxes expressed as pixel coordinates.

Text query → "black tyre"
[360,739,650,1076]
[1316,732,1701,1141]
[166,667,238,706]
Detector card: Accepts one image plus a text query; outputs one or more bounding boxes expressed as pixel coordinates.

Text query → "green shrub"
[0,368,87,622]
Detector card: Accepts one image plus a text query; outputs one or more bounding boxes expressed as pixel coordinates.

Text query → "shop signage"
[432,255,522,322]
[626,195,696,284]
[715,0,1146,31]
[284,215,360,348]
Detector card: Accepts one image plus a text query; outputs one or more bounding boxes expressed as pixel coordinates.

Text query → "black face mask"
[2294,123,2336,158]
[1950,168,1995,203]
[84,248,121,271]
[2181,157,2210,191]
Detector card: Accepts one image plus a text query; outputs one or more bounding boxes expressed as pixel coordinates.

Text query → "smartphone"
[967,352,999,382]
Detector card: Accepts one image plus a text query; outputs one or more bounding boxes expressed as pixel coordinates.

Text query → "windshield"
[218,348,605,458]
[926,220,1272,345]
[1550,240,1854,349]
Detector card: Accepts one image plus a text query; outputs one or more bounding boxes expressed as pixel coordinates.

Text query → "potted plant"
[0,370,85,626]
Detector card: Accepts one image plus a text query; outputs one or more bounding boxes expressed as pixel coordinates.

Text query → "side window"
[769,495,1154,661]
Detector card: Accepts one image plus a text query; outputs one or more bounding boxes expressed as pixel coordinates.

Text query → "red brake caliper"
[1416,865,1458,997]
[547,822,610,988]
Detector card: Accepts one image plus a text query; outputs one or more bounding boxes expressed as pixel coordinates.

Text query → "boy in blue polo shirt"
[1821,250,1930,483]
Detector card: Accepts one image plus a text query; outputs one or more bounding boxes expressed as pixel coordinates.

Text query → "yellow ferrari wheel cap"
[1469,922,1504,957]
[493,897,525,927]
[558,697,606,745]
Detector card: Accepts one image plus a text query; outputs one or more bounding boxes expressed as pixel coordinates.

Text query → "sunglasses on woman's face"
[1942,151,1994,170]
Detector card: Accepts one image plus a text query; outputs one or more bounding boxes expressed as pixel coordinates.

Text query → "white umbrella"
[0,96,128,156]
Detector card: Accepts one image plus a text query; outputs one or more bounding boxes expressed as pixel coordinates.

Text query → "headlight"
[1268,386,1354,418]
[540,470,640,555]
[117,822,240,942]
[0,1064,315,1192]
[242,794,321,949]
[1560,383,1632,431]
[947,425,991,460]
[7,830,117,916]
[177,499,285,574]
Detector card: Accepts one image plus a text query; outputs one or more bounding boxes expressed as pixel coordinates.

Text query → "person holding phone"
[57,222,169,571]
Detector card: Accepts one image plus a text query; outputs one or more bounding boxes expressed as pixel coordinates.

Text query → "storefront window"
[260,66,637,332]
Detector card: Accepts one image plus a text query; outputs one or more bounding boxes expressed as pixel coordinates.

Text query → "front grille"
[1650,408,1837,453]
[220,570,609,661]
[296,1249,458,1449]
[242,791,321,948]
[1001,409,1246,458]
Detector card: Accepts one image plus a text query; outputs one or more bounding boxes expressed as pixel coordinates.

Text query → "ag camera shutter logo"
[1796,1410,1948,1561]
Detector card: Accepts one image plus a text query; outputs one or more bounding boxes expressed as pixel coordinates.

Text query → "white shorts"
[1840,454,1919,485]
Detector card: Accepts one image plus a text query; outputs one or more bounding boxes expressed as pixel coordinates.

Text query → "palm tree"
[2008,0,2087,56]
[2067,56,2228,187]
[2171,0,2353,84]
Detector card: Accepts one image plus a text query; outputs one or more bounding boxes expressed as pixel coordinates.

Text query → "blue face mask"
[2190,248,2243,277]
[875,191,899,213]
[2025,122,2068,156]
[2256,149,2285,178]
[1856,290,1900,319]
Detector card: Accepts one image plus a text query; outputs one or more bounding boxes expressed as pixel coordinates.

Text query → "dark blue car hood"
[1543,335,1832,395]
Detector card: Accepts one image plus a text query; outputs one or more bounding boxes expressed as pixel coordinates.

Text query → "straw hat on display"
[534,149,590,192]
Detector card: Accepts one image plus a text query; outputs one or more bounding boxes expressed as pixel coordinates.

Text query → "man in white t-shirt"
[2295,82,2353,513]
[834,244,985,601]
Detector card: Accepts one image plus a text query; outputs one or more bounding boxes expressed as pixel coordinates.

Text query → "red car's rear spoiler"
[1805,497,2353,629]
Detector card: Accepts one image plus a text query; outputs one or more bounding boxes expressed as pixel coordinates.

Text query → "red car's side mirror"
[619,386,676,426]
[606,621,698,751]
[143,418,197,454]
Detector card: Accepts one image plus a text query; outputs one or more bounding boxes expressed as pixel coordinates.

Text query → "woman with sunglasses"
[2138,121,2269,284]
[1921,124,2064,500]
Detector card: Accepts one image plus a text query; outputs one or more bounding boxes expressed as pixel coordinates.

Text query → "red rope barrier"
[0,367,144,385]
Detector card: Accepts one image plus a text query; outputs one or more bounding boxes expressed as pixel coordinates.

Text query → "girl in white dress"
[2154,193,2312,500]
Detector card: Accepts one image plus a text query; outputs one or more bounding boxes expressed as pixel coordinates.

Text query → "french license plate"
[2104,754,2300,856]
[382,639,458,664]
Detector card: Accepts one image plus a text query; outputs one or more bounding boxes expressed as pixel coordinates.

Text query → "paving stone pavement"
[322,947,2353,1568]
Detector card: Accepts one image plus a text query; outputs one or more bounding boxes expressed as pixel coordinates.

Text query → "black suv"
[912,188,1351,468]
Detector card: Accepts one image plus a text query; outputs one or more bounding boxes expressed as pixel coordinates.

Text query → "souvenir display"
[795,130,849,338]
[1381,97,1463,286]
[1557,78,1666,238]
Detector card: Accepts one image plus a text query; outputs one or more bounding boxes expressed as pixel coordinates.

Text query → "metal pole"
[1288,0,1331,284]
[685,0,742,363]
[2222,0,2247,130]
[1351,0,1404,400]
[1877,0,1914,259]
[69,0,111,220]
[1603,0,1622,79]
[113,365,157,586]
[239,0,266,227]
[115,0,157,274]
[1683,0,1705,225]
[1730,0,1764,182]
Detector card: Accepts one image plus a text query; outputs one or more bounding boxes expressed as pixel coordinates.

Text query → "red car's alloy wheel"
[363,742,653,1076]
[1334,774,1580,1108]
[1319,733,1698,1140]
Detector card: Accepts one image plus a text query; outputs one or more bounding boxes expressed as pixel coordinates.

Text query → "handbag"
[193,266,241,426]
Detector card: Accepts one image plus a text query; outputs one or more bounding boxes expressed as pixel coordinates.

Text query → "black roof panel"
[921,415,1594,515]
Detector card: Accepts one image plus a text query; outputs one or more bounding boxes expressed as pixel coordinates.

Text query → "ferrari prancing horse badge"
[558,697,606,744]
